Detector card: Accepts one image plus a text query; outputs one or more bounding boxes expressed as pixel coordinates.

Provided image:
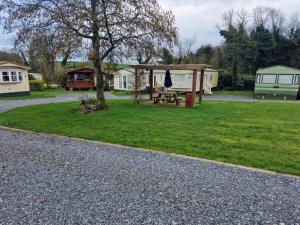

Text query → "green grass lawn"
[214,90,254,97]
[0,100,299,176]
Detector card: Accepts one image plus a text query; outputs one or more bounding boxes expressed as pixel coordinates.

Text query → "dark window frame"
[2,71,10,82]
[256,74,261,84]
[11,71,17,82]
[18,72,23,81]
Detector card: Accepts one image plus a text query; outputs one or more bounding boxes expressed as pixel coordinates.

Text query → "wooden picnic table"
[153,92,181,106]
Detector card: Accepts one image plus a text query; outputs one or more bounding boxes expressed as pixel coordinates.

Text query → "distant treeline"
[160,7,300,89]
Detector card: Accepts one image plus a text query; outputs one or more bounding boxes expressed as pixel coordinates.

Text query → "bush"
[218,70,232,88]
[240,75,255,90]
[58,75,68,88]
[218,72,255,90]
[54,69,68,88]
[85,98,97,105]
[29,80,44,91]
[28,74,36,80]
[237,81,245,90]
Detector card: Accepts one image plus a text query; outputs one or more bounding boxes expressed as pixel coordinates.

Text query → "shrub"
[240,75,255,90]
[218,70,232,88]
[54,69,68,87]
[28,74,36,80]
[29,80,44,91]
[237,81,245,90]
[58,75,68,88]
[85,98,97,105]
[218,72,256,90]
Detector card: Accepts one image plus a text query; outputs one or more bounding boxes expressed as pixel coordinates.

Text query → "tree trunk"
[232,59,238,90]
[95,61,107,111]
[20,51,29,66]
[61,49,71,67]
[91,0,107,111]
[91,35,107,111]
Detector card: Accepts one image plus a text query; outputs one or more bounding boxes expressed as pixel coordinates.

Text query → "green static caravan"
[255,66,300,100]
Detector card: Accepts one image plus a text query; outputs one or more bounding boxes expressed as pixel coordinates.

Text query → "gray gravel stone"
[0,93,132,112]
[1,93,299,113]
[0,128,299,225]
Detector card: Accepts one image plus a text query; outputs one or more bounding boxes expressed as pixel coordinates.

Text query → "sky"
[159,0,300,47]
[0,0,300,51]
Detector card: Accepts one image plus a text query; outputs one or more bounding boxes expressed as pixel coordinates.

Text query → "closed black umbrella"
[164,70,173,88]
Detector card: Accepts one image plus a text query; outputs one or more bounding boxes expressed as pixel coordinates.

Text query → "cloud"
[159,0,300,47]
[1,0,300,50]
[0,33,15,51]
[0,24,15,50]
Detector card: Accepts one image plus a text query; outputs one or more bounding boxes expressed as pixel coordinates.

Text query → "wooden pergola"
[129,64,212,107]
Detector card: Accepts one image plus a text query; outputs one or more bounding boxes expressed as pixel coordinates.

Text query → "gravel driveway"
[0,128,299,225]
[0,93,133,112]
[1,93,299,112]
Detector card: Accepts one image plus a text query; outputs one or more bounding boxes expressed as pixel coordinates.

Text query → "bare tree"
[221,9,235,29]
[176,35,196,64]
[252,7,270,27]
[130,42,158,64]
[287,13,300,37]
[1,0,177,110]
[267,8,285,31]
[13,27,82,86]
[236,8,249,29]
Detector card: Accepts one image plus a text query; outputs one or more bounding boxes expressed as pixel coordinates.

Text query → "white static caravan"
[0,61,30,97]
[113,68,219,94]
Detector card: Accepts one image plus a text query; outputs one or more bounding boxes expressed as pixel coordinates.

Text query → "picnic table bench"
[153,92,181,106]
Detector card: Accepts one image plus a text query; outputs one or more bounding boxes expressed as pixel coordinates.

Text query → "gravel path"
[0,128,299,225]
[1,93,299,112]
[204,95,255,102]
[0,93,132,112]
[204,94,300,103]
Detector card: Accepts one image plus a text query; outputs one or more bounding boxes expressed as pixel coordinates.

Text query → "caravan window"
[11,72,17,81]
[18,72,23,81]
[256,75,261,84]
[123,75,127,89]
[75,74,87,80]
[262,75,276,84]
[174,75,186,83]
[278,75,293,85]
[2,72,10,82]
[295,75,300,85]
[187,75,193,83]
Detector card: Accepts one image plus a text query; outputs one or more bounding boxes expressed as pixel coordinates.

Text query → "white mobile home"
[114,68,219,94]
[0,61,30,97]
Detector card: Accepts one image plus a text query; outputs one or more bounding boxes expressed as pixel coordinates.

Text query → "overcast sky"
[1,0,300,51]
[159,0,300,47]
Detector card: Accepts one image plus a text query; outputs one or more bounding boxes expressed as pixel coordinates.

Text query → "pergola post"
[134,68,139,104]
[192,69,198,107]
[199,69,205,103]
[149,69,153,100]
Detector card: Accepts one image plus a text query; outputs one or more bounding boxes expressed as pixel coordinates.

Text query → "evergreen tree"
[161,48,174,64]
[290,29,300,68]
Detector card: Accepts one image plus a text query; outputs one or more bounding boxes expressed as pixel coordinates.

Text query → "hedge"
[218,72,256,90]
